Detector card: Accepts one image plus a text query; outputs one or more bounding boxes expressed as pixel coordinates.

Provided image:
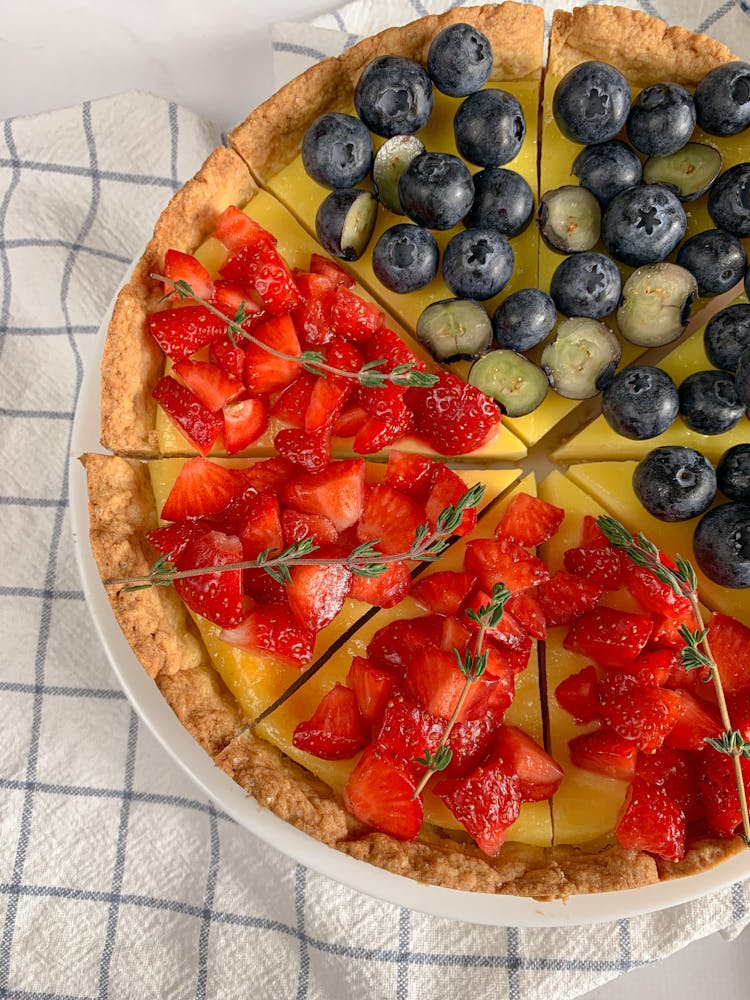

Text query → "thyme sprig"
[412,582,512,798]
[152,274,438,390]
[106,482,486,593]
[596,514,750,848]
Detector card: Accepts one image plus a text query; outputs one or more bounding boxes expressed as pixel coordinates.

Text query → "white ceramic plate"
[70,286,750,927]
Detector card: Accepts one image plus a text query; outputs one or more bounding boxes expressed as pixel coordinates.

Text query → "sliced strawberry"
[569,728,638,781]
[563,545,625,591]
[173,530,244,628]
[274,427,331,472]
[536,569,603,628]
[403,646,468,721]
[271,374,317,428]
[564,607,654,667]
[492,726,564,802]
[616,777,686,860]
[221,604,315,666]
[152,376,223,455]
[348,561,412,609]
[330,285,383,342]
[222,397,269,454]
[636,747,702,823]
[464,538,549,595]
[210,481,265,535]
[281,458,365,532]
[708,613,750,692]
[237,491,284,559]
[281,509,338,547]
[172,360,243,412]
[326,338,366,385]
[353,410,411,455]
[496,493,564,547]
[617,648,679,687]
[209,335,247,380]
[212,205,276,252]
[410,571,476,617]
[555,664,600,725]
[367,615,445,674]
[441,716,497,779]
[505,592,546,640]
[347,657,397,727]
[146,518,209,562]
[244,313,302,395]
[664,689,723,751]
[210,279,267,330]
[384,450,437,504]
[332,405,369,438]
[434,759,522,856]
[440,616,472,654]
[425,466,478,536]
[305,378,350,433]
[698,751,750,838]
[344,745,424,840]
[286,558,352,633]
[728,687,750,740]
[356,484,427,555]
[162,249,214,302]
[309,253,354,287]
[375,692,445,760]
[242,568,287,606]
[648,607,698,651]
[580,514,614,548]
[149,305,228,361]
[160,457,247,522]
[292,271,335,347]
[599,674,684,753]
[408,372,501,456]
[220,242,301,315]
[462,589,530,654]
[242,456,294,493]
[366,326,424,373]
[624,561,694,619]
[292,683,368,760]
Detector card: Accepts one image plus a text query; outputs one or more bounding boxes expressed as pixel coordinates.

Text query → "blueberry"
[371,224,439,293]
[427,23,493,97]
[315,189,378,261]
[301,113,373,189]
[354,56,433,138]
[454,89,525,167]
[398,152,474,230]
[601,185,686,267]
[541,318,621,399]
[572,140,643,207]
[717,444,750,501]
[492,288,557,353]
[601,365,679,440]
[538,186,601,253]
[679,370,746,434]
[442,228,514,300]
[552,61,630,145]
[675,229,747,297]
[463,167,534,236]
[549,251,621,319]
[642,143,722,202]
[704,303,750,371]
[736,347,750,408]
[616,263,696,347]
[694,61,750,137]
[633,446,716,522]
[708,163,750,238]
[693,501,750,588]
[626,83,696,157]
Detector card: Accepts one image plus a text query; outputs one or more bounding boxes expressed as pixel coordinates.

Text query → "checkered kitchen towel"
[2,1,750,998]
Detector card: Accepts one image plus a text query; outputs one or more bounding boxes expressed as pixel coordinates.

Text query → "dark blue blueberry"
[633,446,716,522]
[694,61,750,137]
[708,163,750,238]
[736,347,750,408]
[704,303,750,371]
[601,185,686,267]
[354,56,433,138]
[301,113,373,189]
[679,370,746,434]
[463,167,534,236]
[717,444,750,501]
[442,228,514,300]
[572,140,643,207]
[315,189,378,260]
[427,23,493,97]
[371,224,439,293]
[675,229,747,297]
[601,365,679,440]
[398,152,474,230]
[626,83,696,157]
[453,89,525,167]
[552,61,630,145]
[694,501,750,588]
[492,288,557,353]
[549,251,621,319]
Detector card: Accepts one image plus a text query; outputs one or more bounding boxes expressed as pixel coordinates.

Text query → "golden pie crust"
[87,4,746,898]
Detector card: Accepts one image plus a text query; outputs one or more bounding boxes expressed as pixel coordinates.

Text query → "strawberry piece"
[496,493,564,547]
[580,514,613,548]
[357,382,406,417]
[663,689,723,751]
[636,747,702,823]
[464,538,550,595]
[172,360,244,413]
[243,313,302,395]
[366,326,424,373]
[281,458,365,532]
[728,687,750,740]
[569,728,638,781]
[440,616,471,654]
[281,509,338,547]
[353,410,411,455]
[146,519,209,562]
[493,726,564,802]
[209,335,247,380]
[462,589,530,654]
[326,338,366,384]
[708,613,750,692]
[367,615,445,674]
[274,427,331,472]
[292,683,368,760]
[564,607,654,667]
[408,372,501,456]
[160,457,247,522]
[211,280,267,331]
[243,456,294,493]
[271,374,317,428]
[617,648,679,687]
[309,253,354,287]
[344,745,424,840]
[292,271,336,347]
[348,560,412,609]
[441,716,497,779]
[149,306,228,361]
[536,569,603,627]
[162,249,214,302]
[410,571,476,617]
[330,285,384,342]
[599,674,684,753]
[563,546,625,591]
[648,607,698,651]
[403,646,469,721]
[555,664,600,724]
[173,530,244,628]
[347,657,397,727]
[286,557,352,633]
[238,491,284,559]
[375,692,445,760]
[615,777,686,861]
[211,205,276,252]
[624,561,694,619]
[242,568,287,606]
[505,592,546,640]
[152,376,223,456]
[305,378,351,433]
[384,450,437,504]
[425,466,478,536]
[435,759,522,856]
[698,752,750,838]
[356,484,427,555]
[332,405,368,438]
[220,242,301,315]
[221,604,315,667]
[222,397,269,454]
